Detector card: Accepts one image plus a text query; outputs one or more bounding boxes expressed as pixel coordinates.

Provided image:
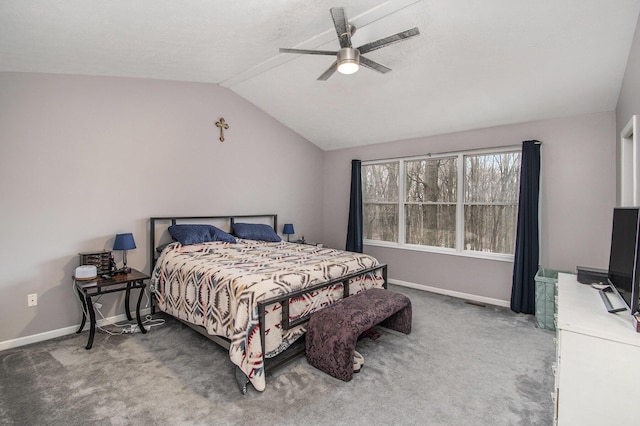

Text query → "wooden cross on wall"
[215,117,229,142]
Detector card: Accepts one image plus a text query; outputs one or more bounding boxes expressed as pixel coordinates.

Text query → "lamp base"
[113,267,131,276]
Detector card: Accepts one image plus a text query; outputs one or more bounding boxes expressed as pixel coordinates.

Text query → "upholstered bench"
[306,287,412,382]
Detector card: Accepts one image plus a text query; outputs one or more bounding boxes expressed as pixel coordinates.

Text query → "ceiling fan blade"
[330,7,352,48]
[360,56,392,74]
[280,48,337,56]
[317,61,338,81]
[357,27,420,54]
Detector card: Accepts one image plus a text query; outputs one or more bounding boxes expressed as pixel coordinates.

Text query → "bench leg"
[307,325,358,382]
[379,303,412,334]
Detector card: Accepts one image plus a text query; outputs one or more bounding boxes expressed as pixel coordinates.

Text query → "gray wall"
[2,42,633,343]
[323,112,616,303]
[616,12,640,203]
[0,72,324,343]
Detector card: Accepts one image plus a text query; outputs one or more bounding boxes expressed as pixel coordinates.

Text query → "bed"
[149,214,387,393]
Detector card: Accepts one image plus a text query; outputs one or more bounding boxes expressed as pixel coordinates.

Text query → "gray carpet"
[0,286,555,425]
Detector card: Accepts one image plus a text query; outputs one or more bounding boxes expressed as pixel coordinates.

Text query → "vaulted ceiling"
[2,0,639,150]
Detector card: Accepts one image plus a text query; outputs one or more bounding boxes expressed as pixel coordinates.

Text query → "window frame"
[362,146,521,262]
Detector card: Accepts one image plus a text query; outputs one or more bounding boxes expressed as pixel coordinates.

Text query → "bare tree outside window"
[464,152,520,254]
[405,158,457,247]
[363,162,399,242]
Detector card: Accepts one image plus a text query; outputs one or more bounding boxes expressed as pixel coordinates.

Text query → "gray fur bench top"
[306,287,412,382]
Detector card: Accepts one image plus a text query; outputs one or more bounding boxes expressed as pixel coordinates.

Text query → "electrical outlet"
[27,293,37,307]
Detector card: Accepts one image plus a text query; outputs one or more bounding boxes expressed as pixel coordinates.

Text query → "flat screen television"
[600,207,640,314]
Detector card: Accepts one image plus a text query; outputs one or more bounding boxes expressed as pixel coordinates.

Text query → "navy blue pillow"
[168,224,236,245]
[210,226,236,243]
[233,223,281,242]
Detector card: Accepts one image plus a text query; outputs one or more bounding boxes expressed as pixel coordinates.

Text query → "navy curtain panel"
[346,159,363,253]
[510,140,541,314]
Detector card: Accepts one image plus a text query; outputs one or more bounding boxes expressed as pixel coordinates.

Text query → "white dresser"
[555,273,640,425]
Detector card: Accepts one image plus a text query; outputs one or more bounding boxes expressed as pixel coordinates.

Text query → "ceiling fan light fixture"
[337,47,360,75]
[280,7,419,80]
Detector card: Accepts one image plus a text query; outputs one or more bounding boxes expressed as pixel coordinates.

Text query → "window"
[362,148,521,259]
[363,162,399,242]
[405,157,457,248]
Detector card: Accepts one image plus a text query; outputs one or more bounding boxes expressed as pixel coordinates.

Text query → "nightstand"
[74,268,149,349]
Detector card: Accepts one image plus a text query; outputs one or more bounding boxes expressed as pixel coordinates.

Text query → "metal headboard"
[149,214,278,272]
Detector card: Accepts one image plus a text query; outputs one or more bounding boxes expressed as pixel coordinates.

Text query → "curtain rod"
[360,141,541,163]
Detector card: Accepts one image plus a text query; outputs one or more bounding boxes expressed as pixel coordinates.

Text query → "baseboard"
[389,278,510,308]
[0,308,152,352]
[2,283,509,351]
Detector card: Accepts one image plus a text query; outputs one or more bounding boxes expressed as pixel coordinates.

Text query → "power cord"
[73,282,165,335]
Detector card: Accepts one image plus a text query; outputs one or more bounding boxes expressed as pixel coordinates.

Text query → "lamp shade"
[113,233,136,251]
[282,224,295,235]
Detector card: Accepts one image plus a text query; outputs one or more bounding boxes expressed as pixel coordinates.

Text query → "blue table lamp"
[283,224,295,242]
[113,233,136,274]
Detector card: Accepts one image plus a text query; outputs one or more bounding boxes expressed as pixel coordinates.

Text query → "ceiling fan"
[279,7,420,81]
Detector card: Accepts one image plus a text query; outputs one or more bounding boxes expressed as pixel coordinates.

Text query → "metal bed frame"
[149,214,387,394]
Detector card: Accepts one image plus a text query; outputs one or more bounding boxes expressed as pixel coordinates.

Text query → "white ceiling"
[2,0,639,150]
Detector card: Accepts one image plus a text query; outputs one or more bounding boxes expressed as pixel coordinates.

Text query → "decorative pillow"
[210,226,236,243]
[232,223,281,242]
[168,224,236,245]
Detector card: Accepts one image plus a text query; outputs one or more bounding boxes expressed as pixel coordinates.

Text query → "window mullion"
[456,153,465,252]
[399,159,405,245]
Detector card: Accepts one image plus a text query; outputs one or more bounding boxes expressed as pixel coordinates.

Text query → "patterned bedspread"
[150,239,384,391]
